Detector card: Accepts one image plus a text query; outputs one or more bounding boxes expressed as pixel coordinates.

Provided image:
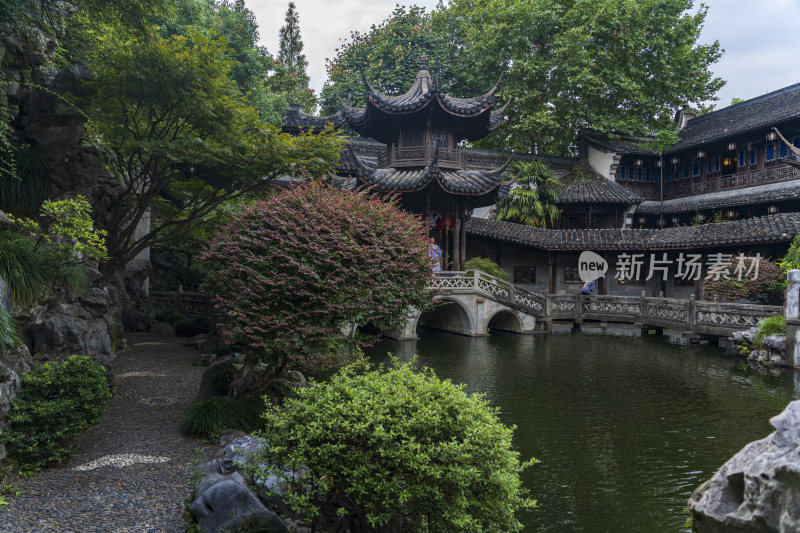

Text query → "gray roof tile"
[467,213,800,251]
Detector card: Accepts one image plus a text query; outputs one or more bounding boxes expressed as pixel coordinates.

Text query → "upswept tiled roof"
[467,213,800,251]
[339,59,508,143]
[636,179,800,215]
[357,165,509,196]
[667,83,800,153]
[582,130,658,155]
[282,105,342,133]
[357,61,500,117]
[556,170,642,205]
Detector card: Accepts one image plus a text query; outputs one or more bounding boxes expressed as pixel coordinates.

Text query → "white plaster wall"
[587,145,616,179]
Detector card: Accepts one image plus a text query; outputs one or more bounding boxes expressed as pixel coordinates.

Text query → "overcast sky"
[248,0,800,110]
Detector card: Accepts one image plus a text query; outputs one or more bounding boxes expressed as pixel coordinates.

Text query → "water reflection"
[364,330,799,532]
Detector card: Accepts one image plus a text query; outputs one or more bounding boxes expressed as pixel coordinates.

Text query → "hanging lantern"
[654,160,661,167]
[696,150,706,159]
[727,142,737,151]
[726,210,736,219]
[766,131,778,141]
[443,213,454,228]
[722,157,733,166]
[434,216,444,231]
[768,205,780,214]
[637,216,646,225]
[634,159,644,167]
[696,213,706,221]
[670,157,680,165]
[671,216,680,225]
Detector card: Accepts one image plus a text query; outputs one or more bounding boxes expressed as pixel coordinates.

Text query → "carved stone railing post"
[688,294,697,328]
[638,291,646,325]
[575,291,583,324]
[784,270,800,368]
[473,270,480,291]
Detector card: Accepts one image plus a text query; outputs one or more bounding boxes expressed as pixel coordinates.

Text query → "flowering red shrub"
[202,184,433,388]
[703,256,785,305]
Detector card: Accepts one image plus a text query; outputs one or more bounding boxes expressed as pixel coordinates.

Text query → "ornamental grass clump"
[202,183,434,396]
[754,316,787,348]
[250,362,536,532]
[1,355,111,473]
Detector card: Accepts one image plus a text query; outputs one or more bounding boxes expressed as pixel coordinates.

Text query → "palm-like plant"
[496,160,561,227]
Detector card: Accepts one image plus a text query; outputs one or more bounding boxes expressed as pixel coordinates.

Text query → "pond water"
[364,330,799,532]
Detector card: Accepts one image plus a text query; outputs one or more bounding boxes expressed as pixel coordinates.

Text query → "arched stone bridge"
[149,270,784,345]
[387,270,545,340]
[385,270,783,342]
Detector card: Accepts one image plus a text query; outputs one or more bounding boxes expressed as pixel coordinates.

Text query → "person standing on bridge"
[428,237,442,272]
[581,279,596,296]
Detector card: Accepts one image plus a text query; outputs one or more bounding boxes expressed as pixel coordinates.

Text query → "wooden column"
[453,203,461,271]
[459,207,467,270]
[548,253,556,294]
[443,227,450,270]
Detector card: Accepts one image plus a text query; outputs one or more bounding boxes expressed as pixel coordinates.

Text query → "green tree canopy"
[321,1,724,155]
[275,1,316,111]
[438,0,724,154]
[320,5,460,115]
[151,0,290,126]
[78,26,341,277]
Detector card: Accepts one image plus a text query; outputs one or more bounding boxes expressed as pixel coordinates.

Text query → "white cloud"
[700,0,800,106]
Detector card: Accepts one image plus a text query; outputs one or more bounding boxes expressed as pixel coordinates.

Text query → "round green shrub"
[1,354,111,472]
[164,310,186,325]
[252,362,536,532]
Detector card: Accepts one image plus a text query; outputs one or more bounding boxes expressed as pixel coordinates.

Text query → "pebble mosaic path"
[0,333,208,532]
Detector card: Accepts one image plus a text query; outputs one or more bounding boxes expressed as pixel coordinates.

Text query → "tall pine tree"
[277,2,315,111]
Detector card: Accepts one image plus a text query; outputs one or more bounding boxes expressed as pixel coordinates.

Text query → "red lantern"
[434,217,444,231]
[443,214,454,228]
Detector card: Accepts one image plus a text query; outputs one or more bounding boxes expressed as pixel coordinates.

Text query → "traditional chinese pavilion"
[286,57,512,270]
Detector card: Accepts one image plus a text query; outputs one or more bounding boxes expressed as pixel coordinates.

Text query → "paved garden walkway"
[0,333,208,532]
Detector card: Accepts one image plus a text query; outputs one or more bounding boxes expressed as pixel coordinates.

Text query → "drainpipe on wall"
[659,153,664,228]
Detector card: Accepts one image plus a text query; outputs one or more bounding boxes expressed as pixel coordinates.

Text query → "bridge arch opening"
[487,309,524,334]
[416,299,473,336]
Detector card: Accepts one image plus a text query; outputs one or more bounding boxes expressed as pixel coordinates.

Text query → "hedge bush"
[251,362,536,532]
[1,355,111,472]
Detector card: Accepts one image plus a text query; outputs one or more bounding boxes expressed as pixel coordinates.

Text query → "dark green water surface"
[364,330,799,532]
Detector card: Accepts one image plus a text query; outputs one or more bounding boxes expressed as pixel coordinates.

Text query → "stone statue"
[771,127,800,168]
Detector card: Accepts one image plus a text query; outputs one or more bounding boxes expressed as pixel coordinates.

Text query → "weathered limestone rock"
[189,478,288,533]
[0,343,32,465]
[688,400,800,532]
[26,308,114,366]
[763,335,786,353]
[220,435,265,475]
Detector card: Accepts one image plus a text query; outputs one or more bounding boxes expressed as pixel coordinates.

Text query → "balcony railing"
[377,144,463,170]
[622,163,800,200]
